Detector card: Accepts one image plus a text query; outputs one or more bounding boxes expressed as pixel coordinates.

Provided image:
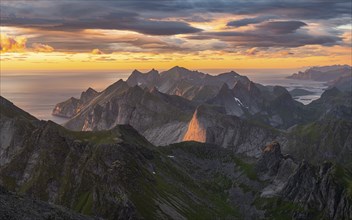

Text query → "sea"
[0,68,328,124]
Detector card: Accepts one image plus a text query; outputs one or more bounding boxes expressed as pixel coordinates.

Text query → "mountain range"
[1,65,352,219]
[52,66,351,161]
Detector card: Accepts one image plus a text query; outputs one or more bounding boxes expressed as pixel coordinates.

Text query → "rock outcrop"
[127,69,159,88]
[281,161,352,220]
[255,142,352,220]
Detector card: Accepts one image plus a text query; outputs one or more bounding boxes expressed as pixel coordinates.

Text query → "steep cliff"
[254,142,352,220]
[280,162,352,220]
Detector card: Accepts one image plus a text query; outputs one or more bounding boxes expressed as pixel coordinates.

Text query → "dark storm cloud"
[1,1,350,29]
[110,0,351,20]
[187,24,341,48]
[258,21,307,34]
[0,0,350,51]
[0,9,202,35]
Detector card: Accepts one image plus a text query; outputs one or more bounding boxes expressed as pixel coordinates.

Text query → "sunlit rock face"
[183,109,207,143]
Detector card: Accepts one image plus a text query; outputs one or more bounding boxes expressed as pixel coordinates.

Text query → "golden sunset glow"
[0,1,351,72]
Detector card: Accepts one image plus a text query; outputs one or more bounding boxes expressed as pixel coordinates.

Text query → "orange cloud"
[92,48,104,54]
[32,43,54,52]
[245,47,258,55]
[0,34,27,53]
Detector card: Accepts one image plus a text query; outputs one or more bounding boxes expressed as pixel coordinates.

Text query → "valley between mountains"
[1,66,351,220]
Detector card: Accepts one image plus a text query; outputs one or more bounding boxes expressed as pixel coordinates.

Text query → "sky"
[0,0,351,71]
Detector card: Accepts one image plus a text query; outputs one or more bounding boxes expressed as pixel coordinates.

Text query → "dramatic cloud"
[187,19,341,48]
[189,31,340,48]
[32,43,54,52]
[0,0,350,59]
[10,28,186,53]
[1,1,350,34]
[257,21,307,34]
[0,34,27,52]
[0,10,202,36]
[0,34,56,53]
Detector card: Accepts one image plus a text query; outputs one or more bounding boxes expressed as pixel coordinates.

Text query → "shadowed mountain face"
[1,99,351,220]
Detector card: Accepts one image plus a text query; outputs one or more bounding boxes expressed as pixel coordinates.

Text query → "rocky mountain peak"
[218,70,240,78]
[85,87,96,93]
[147,68,159,75]
[161,66,203,81]
[68,97,79,102]
[168,65,185,72]
[131,69,143,75]
[80,87,98,103]
[127,69,160,88]
[105,79,128,92]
